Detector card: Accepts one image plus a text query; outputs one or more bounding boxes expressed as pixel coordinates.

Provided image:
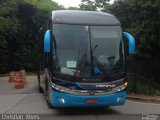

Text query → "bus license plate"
[85,99,99,104]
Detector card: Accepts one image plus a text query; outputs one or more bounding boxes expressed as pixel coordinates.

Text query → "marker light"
[124,82,128,86]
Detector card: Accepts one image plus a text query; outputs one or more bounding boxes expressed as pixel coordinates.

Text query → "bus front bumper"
[50,90,126,107]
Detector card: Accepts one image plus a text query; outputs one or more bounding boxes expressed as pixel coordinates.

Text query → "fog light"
[58,98,65,104]
[117,97,122,103]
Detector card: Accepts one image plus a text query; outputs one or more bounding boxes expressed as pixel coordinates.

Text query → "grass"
[0,72,37,77]
[25,72,37,76]
[127,81,160,96]
[0,74,8,77]
[137,84,160,95]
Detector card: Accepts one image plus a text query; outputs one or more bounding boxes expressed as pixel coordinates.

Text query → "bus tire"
[39,86,43,93]
[38,75,43,93]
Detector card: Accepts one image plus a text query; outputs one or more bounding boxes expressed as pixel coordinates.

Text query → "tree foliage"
[0,0,63,73]
[109,0,160,57]
[80,0,110,11]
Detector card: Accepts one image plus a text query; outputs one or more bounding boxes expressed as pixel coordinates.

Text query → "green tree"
[109,0,160,57]
[0,0,63,73]
[80,0,110,11]
[0,0,20,72]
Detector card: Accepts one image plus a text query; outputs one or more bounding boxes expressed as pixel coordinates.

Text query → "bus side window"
[43,53,45,69]
[44,52,49,68]
[38,53,44,71]
[40,54,42,70]
[123,34,129,56]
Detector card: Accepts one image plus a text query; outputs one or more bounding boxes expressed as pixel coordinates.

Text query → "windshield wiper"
[92,56,105,75]
[74,54,89,77]
[91,45,115,76]
[78,54,87,66]
[92,44,98,53]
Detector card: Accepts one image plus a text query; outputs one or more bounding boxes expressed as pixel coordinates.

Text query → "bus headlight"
[50,82,70,92]
[113,82,127,92]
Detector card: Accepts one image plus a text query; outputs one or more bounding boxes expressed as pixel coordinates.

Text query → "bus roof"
[51,10,121,26]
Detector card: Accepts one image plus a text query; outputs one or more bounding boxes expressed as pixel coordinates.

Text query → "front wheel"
[38,74,43,93]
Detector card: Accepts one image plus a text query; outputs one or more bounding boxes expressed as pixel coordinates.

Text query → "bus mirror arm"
[44,30,51,53]
[123,32,135,55]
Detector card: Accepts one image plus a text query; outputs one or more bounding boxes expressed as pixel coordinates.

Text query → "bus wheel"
[38,75,43,93]
[39,85,43,93]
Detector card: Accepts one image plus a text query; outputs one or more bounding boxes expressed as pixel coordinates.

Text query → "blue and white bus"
[38,10,135,108]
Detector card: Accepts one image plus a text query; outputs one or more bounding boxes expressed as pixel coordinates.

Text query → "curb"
[127,96,160,104]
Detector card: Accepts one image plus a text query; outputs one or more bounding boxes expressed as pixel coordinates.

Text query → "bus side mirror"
[123,32,135,55]
[44,30,51,53]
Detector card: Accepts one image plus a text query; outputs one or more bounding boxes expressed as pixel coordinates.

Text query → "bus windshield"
[53,24,124,77]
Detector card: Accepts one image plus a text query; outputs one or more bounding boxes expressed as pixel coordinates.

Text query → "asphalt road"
[0,76,159,120]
